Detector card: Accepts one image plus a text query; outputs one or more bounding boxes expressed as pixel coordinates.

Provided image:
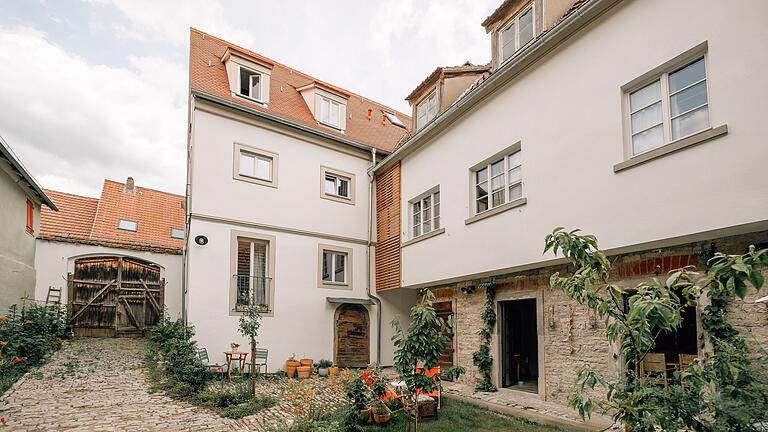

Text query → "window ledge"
[614,125,728,173]
[465,197,527,225]
[233,93,267,107]
[319,281,351,290]
[321,194,354,205]
[402,228,446,248]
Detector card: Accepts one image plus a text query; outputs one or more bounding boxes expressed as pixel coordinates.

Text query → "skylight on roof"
[383,111,406,128]
[118,219,137,232]
[171,228,185,239]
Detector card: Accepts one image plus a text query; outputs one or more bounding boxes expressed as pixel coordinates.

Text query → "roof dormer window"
[500,4,534,63]
[238,66,262,102]
[416,91,438,130]
[320,97,341,128]
[118,219,138,232]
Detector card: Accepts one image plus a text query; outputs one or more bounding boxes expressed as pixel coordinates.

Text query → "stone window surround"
[320,166,356,205]
[229,230,276,317]
[233,142,279,188]
[407,184,441,241]
[465,141,527,225]
[317,243,353,290]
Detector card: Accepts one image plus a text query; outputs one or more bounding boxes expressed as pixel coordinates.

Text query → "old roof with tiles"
[189,28,411,154]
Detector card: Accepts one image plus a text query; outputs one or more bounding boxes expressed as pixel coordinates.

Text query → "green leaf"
[748,269,764,289]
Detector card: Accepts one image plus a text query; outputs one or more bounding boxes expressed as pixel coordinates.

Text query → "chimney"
[124,177,136,195]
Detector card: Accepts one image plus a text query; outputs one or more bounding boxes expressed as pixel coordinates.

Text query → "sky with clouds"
[0,0,500,197]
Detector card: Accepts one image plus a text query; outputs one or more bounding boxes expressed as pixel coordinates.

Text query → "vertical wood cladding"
[375,162,401,291]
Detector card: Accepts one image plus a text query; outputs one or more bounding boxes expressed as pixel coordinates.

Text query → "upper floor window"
[234,143,279,188]
[500,4,534,62]
[171,228,185,240]
[320,97,341,128]
[118,219,138,232]
[411,189,440,238]
[416,91,438,130]
[474,149,522,214]
[629,58,709,155]
[320,166,355,205]
[238,66,262,101]
[25,199,34,234]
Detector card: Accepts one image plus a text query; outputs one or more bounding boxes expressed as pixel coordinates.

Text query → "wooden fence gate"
[68,256,165,337]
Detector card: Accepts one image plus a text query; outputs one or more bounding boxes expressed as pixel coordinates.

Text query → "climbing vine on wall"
[472,279,497,392]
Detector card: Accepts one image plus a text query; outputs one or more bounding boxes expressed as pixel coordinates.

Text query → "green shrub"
[0,303,71,393]
[147,315,211,392]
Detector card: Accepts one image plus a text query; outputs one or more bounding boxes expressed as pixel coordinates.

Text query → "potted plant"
[371,400,392,424]
[285,354,300,377]
[317,359,333,377]
[230,342,240,351]
[297,365,312,378]
[299,357,313,368]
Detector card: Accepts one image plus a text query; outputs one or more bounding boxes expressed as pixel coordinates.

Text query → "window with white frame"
[239,151,272,181]
[235,238,270,311]
[118,219,138,232]
[474,150,522,214]
[320,97,341,128]
[238,66,262,101]
[322,250,347,284]
[411,189,440,238]
[416,91,438,130]
[170,228,185,240]
[500,4,534,62]
[629,57,709,155]
[324,173,350,199]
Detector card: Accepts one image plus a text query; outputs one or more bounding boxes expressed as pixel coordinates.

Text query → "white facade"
[34,240,184,318]
[186,100,414,371]
[395,0,768,288]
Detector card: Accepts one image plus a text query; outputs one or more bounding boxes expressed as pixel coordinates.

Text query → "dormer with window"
[296,82,349,132]
[222,48,273,105]
[483,0,581,70]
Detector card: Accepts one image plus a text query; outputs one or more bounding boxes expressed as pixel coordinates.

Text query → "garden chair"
[197,348,224,375]
[640,353,668,387]
[243,348,269,375]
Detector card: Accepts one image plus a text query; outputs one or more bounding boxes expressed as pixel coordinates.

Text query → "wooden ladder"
[45,286,62,305]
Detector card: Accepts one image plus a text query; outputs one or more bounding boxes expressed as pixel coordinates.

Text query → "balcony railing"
[234,275,271,312]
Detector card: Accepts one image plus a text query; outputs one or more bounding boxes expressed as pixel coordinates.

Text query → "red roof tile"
[189,28,410,153]
[40,179,185,254]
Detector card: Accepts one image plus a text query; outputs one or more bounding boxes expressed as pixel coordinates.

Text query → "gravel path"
[0,338,345,431]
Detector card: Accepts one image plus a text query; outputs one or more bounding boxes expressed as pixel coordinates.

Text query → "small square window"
[234,144,279,187]
[171,228,185,239]
[238,66,262,101]
[319,244,352,289]
[319,97,341,128]
[320,166,355,205]
[118,219,138,232]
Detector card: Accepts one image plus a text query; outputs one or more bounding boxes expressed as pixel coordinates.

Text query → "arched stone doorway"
[334,304,370,368]
[69,256,165,337]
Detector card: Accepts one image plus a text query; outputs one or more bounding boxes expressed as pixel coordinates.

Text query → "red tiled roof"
[189,28,410,153]
[40,179,185,254]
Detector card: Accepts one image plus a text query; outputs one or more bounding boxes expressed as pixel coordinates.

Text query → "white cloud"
[0,25,186,196]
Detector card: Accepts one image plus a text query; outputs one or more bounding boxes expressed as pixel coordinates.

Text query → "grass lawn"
[360,398,571,432]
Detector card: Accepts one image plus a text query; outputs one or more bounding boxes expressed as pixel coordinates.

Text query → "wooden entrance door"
[434,300,455,368]
[69,256,165,337]
[334,304,370,368]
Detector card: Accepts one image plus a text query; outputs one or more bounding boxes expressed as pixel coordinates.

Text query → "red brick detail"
[434,288,454,300]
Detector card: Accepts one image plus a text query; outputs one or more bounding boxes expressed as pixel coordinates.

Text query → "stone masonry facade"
[432,230,768,406]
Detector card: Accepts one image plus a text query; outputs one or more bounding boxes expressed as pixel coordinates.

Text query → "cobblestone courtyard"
[0,338,344,431]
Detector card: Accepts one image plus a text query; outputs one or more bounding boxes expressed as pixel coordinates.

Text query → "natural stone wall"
[432,230,768,406]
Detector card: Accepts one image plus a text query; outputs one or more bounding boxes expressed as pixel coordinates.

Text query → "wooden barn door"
[334,304,370,368]
[69,256,165,337]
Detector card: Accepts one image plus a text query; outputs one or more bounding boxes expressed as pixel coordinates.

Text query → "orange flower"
[24,320,33,324]
[14,357,22,363]
[0,341,8,346]
[0,316,8,321]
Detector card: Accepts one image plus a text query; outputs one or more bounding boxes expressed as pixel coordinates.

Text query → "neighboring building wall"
[432,231,768,404]
[33,240,183,319]
[0,167,39,313]
[398,0,768,289]
[187,101,412,370]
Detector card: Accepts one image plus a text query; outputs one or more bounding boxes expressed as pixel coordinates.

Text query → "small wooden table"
[224,351,248,382]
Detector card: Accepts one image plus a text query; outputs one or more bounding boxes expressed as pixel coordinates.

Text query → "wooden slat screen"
[375,162,401,291]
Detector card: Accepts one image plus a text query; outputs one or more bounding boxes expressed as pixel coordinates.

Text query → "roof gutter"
[0,134,58,211]
[191,90,386,156]
[371,0,622,175]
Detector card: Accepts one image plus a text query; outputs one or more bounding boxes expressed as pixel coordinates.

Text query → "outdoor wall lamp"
[194,235,208,246]
[460,285,476,295]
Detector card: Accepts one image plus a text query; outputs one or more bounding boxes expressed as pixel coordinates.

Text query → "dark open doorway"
[500,298,539,393]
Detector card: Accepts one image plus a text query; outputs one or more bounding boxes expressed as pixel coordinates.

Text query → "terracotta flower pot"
[286,359,300,377]
[297,365,312,378]
[329,366,339,376]
[373,413,391,424]
[299,358,313,367]
[359,408,372,423]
